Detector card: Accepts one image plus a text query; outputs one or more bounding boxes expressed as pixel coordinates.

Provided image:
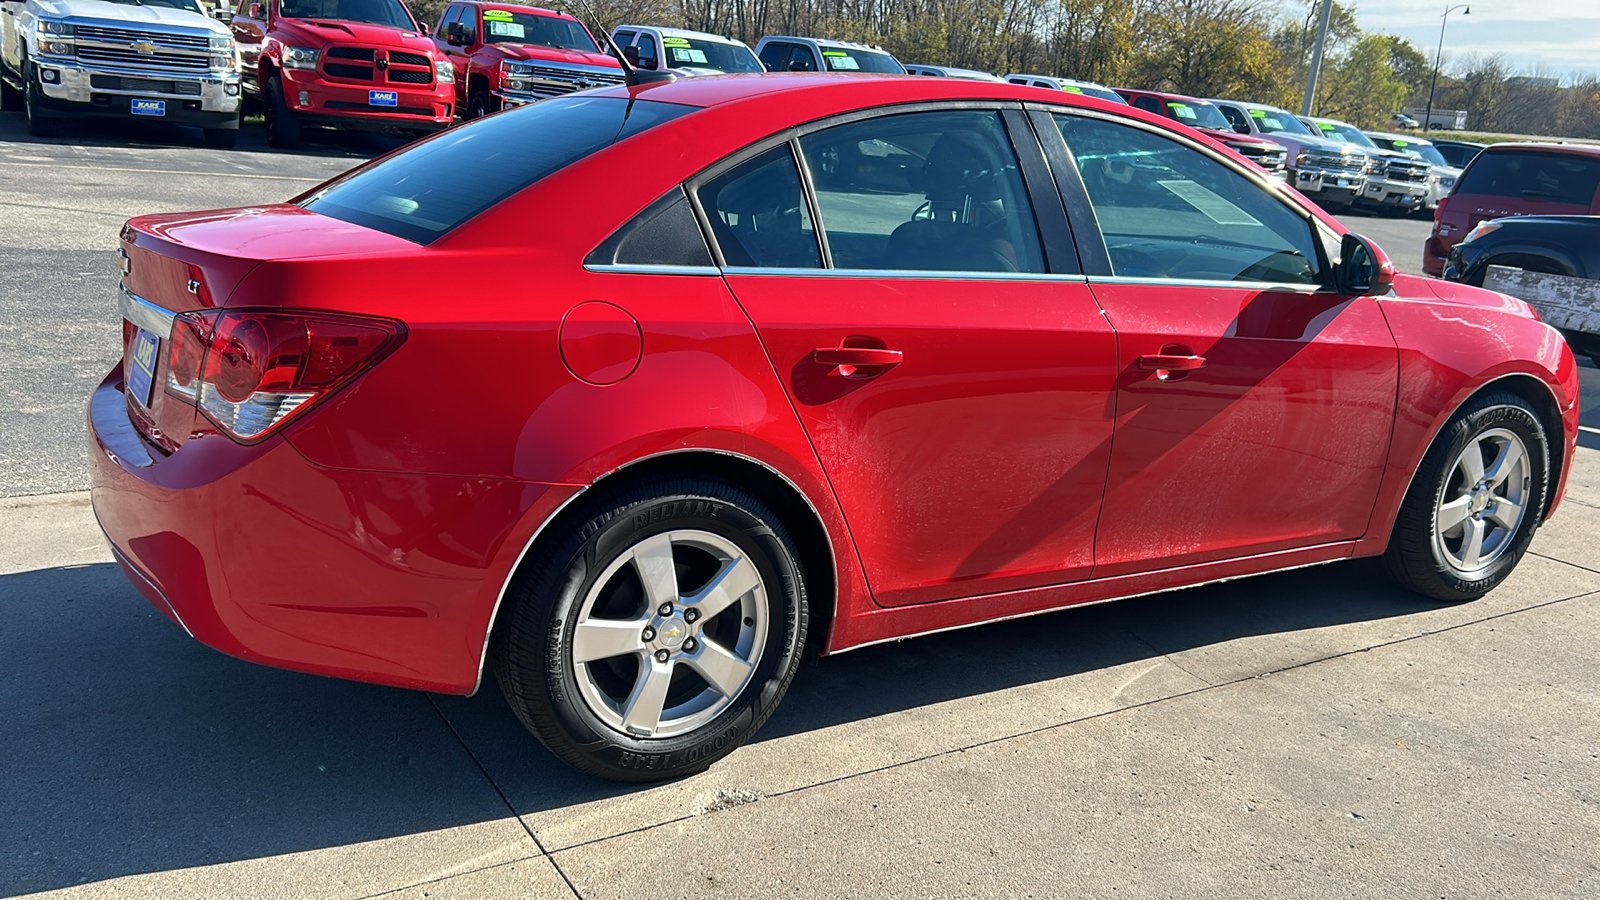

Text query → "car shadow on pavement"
[0,114,403,159]
[1,556,1434,895]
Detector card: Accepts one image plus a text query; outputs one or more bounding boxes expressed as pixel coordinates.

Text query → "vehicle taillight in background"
[164,310,405,443]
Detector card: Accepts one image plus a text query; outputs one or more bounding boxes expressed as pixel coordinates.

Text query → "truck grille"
[89,75,202,95]
[1384,159,1431,183]
[1303,152,1364,174]
[74,25,210,50]
[519,64,625,86]
[320,46,432,86]
[77,46,209,71]
[1236,144,1287,173]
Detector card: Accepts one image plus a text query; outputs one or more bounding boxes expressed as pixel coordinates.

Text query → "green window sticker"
[1319,123,1337,131]
[662,37,690,47]
[1062,85,1083,93]
[482,9,513,20]
[1394,140,1410,147]
[1249,109,1267,118]
[1167,102,1196,120]
[821,50,847,56]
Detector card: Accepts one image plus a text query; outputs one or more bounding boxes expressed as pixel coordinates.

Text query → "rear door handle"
[1137,354,1206,372]
[813,347,904,371]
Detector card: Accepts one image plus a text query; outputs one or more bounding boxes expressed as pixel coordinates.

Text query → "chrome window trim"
[722,266,1090,283]
[119,284,177,339]
[471,448,840,695]
[1091,275,1323,293]
[582,263,721,276]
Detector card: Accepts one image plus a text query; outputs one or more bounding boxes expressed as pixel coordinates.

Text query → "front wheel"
[495,478,809,781]
[1384,392,1549,601]
[264,76,300,149]
[467,88,498,120]
[24,63,61,137]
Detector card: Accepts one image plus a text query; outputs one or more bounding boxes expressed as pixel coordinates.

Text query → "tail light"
[164,310,405,443]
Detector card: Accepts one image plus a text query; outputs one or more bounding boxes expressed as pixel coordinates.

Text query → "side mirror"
[638,56,658,70]
[1231,122,1250,135]
[248,2,264,19]
[445,21,468,44]
[1337,233,1395,295]
[623,45,640,66]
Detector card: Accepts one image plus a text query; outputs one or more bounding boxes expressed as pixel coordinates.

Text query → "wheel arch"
[1476,248,1580,282]
[471,448,840,695]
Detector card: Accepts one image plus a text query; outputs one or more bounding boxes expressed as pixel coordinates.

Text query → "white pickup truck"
[1,0,241,145]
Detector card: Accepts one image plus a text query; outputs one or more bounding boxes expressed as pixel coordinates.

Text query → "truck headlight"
[282,46,320,70]
[435,58,454,81]
[210,36,233,51]
[38,39,73,56]
[38,19,74,35]
[1295,150,1309,167]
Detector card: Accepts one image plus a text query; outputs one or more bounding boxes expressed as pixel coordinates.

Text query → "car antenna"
[566,0,675,86]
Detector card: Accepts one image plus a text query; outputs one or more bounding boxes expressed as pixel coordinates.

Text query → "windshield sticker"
[1157,180,1263,226]
[1319,123,1337,131]
[662,37,690,47]
[821,50,847,56]
[670,47,708,63]
[1394,139,1410,147]
[488,20,524,38]
[1249,109,1267,118]
[1167,102,1196,120]
[825,54,860,70]
[483,9,513,19]
[1062,85,1083,93]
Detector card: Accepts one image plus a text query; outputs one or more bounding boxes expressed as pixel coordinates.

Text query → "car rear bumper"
[88,369,577,693]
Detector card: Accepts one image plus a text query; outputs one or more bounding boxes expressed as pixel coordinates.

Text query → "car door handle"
[1137,354,1206,372]
[813,347,904,368]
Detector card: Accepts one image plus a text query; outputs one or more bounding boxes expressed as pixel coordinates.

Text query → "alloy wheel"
[1433,427,1531,575]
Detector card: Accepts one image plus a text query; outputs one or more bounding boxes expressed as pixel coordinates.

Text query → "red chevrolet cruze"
[92,75,1578,781]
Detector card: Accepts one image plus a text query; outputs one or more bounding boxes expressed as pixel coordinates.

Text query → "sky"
[1322,1,1600,81]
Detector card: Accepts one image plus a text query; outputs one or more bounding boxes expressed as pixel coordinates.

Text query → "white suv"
[1003,74,1126,104]
[609,25,762,76]
[754,36,904,74]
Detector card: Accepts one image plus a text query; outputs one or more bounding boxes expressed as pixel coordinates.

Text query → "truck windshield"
[300,96,693,244]
[660,36,762,73]
[482,11,598,52]
[820,48,904,74]
[1314,122,1379,149]
[102,0,204,12]
[1165,100,1231,130]
[278,0,416,30]
[1250,108,1311,135]
[1381,139,1448,167]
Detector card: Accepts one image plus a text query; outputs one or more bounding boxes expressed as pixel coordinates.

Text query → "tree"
[1318,33,1409,127]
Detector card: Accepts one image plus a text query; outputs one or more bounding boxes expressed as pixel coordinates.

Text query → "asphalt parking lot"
[4,118,1598,898]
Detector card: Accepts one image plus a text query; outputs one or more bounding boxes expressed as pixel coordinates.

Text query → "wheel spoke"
[1459,518,1488,569]
[1486,497,1522,530]
[1437,495,1473,534]
[687,555,760,620]
[630,533,680,611]
[1483,438,1525,488]
[686,637,753,698]
[1457,444,1486,485]
[620,659,674,735]
[572,618,647,664]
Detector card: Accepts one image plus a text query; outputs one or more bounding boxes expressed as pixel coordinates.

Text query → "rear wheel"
[495,478,809,781]
[1384,392,1548,601]
[264,75,300,149]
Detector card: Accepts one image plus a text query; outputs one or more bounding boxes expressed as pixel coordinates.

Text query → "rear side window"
[758,42,791,71]
[696,145,822,268]
[1455,151,1600,205]
[301,97,693,244]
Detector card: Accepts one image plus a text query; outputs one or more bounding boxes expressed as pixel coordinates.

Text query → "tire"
[1384,391,1549,602]
[203,126,238,149]
[264,75,300,149]
[0,76,21,112]
[495,477,809,781]
[24,63,61,138]
[467,88,498,120]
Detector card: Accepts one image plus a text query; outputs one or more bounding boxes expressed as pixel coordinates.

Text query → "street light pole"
[1425,4,1470,130]
[1300,0,1333,116]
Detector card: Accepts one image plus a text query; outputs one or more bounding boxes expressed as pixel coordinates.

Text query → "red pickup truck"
[432,1,622,120]
[231,0,456,147]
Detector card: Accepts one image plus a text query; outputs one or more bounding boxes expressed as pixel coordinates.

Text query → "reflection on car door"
[1048,112,1399,577]
[699,108,1119,608]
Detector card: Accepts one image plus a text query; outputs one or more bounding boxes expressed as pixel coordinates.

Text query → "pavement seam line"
[544,586,1600,857]
[0,161,325,181]
[350,852,546,900]
[420,694,585,900]
[1529,550,1600,578]
[1120,626,1217,687]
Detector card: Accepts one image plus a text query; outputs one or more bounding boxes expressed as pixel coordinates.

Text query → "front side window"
[1055,114,1323,285]
[301,96,693,244]
[434,5,462,38]
[1216,103,1250,133]
[798,110,1047,274]
[757,42,791,71]
[278,0,416,30]
[635,34,658,66]
[696,146,821,269]
[1131,96,1160,115]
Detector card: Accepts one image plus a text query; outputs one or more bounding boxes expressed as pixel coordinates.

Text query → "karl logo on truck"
[369,90,399,107]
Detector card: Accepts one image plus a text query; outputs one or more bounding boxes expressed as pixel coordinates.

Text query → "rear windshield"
[1455,150,1600,205]
[301,97,693,244]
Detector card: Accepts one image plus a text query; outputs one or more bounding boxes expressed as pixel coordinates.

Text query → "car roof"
[1306,116,1356,127]
[1365,131,1426,143]
[462,1,579,20]
[1481,142,1600,158]
[759,36,891,53]
[590,71,1138,114]
[906,64,1004,81]
[1117,88,1213,104]
[615,24,746,45]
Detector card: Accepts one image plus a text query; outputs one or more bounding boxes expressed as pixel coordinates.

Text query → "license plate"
[127,327,159,408]
[368,90,398,107]
[131,98,165,117]
[1336,177,1350,187]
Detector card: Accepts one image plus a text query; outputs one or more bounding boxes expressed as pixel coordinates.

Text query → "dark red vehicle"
[1424,142,1600,276]
[231,0,456,147]
[1117,88,1291,182]
[432,1,622,120]
[92,75,1577,781]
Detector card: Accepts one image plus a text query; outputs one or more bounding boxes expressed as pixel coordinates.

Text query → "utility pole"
[1301,0,1334,116]
[1426,5,1471,131]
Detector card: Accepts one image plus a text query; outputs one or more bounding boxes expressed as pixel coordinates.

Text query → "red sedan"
[91,75,1578,781]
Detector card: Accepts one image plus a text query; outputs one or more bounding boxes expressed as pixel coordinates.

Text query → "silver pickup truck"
[1,0,241,146]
